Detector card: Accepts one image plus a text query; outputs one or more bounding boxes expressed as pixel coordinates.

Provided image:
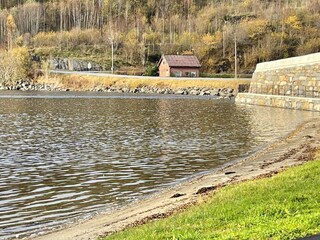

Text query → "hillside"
[0,0,319,73]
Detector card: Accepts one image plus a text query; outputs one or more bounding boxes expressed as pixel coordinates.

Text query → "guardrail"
[200,73,253,79]
[49,70,253,81]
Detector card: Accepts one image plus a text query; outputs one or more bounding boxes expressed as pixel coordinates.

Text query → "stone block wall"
[236,52,320,112]
[249,53,320,98]
[236,93,320,112]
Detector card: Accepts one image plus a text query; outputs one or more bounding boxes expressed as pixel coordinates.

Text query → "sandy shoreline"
[33,118,320,240]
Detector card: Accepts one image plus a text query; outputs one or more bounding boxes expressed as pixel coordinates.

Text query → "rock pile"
[95,86,235,99]
[0,80,66,91]
[0,80,236,99]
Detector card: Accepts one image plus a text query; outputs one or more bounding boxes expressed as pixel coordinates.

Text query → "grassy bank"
[37,75,251,92]
[104,158,320,240]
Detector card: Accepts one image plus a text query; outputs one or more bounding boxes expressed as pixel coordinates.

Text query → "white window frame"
[174,71,182,77]
[191,72,197,77]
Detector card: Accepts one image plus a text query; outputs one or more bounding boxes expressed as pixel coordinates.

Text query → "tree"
[6,14,16,50]
[0,47,30,86]
[0,0,319,74]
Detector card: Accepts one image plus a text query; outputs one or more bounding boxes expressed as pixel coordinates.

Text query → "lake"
[0,91,317,239]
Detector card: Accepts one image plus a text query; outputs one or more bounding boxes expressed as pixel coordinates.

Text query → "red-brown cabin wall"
[159,60,170,77]
[170,67,200,77]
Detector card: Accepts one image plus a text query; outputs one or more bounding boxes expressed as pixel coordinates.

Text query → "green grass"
[104,160,320,240]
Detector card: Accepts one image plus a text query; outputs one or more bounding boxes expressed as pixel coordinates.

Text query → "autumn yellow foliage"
[0,47,30,86]
[1,0,319,74]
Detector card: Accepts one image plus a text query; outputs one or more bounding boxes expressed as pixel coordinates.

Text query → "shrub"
[144,65,159,76]
[0,47,30,86]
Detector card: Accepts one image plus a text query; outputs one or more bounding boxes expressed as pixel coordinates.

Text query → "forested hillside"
[0,0,319,73]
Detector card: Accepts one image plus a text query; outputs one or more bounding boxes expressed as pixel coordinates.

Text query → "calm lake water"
[0,91,317,239]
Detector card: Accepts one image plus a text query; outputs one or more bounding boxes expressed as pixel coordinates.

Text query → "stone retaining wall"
[249,52,320,97]
[236,93,320,112]
[236,53,320,111]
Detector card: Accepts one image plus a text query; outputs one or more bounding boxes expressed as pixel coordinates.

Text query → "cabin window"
[174,71,182,77]
[186,72,197,77]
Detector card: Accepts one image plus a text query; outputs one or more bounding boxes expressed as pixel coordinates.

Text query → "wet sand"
[34,118,320,240]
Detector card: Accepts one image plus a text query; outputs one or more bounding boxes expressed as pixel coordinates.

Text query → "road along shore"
[33,118,320,240]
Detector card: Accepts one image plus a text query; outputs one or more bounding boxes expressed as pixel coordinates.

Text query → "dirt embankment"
[32,74,251,97]
[34,118,320,240]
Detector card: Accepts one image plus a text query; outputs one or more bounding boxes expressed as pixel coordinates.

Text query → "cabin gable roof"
[159,55,201,68]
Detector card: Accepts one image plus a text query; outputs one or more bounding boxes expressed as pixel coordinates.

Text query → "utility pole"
[234,30,237,79]
[111,39,114,74]
[224,13,251,79]
[223,27,226,58]
[109,37,114,74]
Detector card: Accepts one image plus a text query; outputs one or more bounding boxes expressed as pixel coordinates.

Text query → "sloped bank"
[0,81,236,98]
[0,74,251,99]
[32,75,250,98]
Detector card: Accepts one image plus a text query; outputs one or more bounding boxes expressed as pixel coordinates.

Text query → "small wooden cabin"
[158,55,201,77]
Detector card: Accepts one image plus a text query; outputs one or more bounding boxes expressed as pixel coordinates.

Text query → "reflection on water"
[0,92,317,239]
